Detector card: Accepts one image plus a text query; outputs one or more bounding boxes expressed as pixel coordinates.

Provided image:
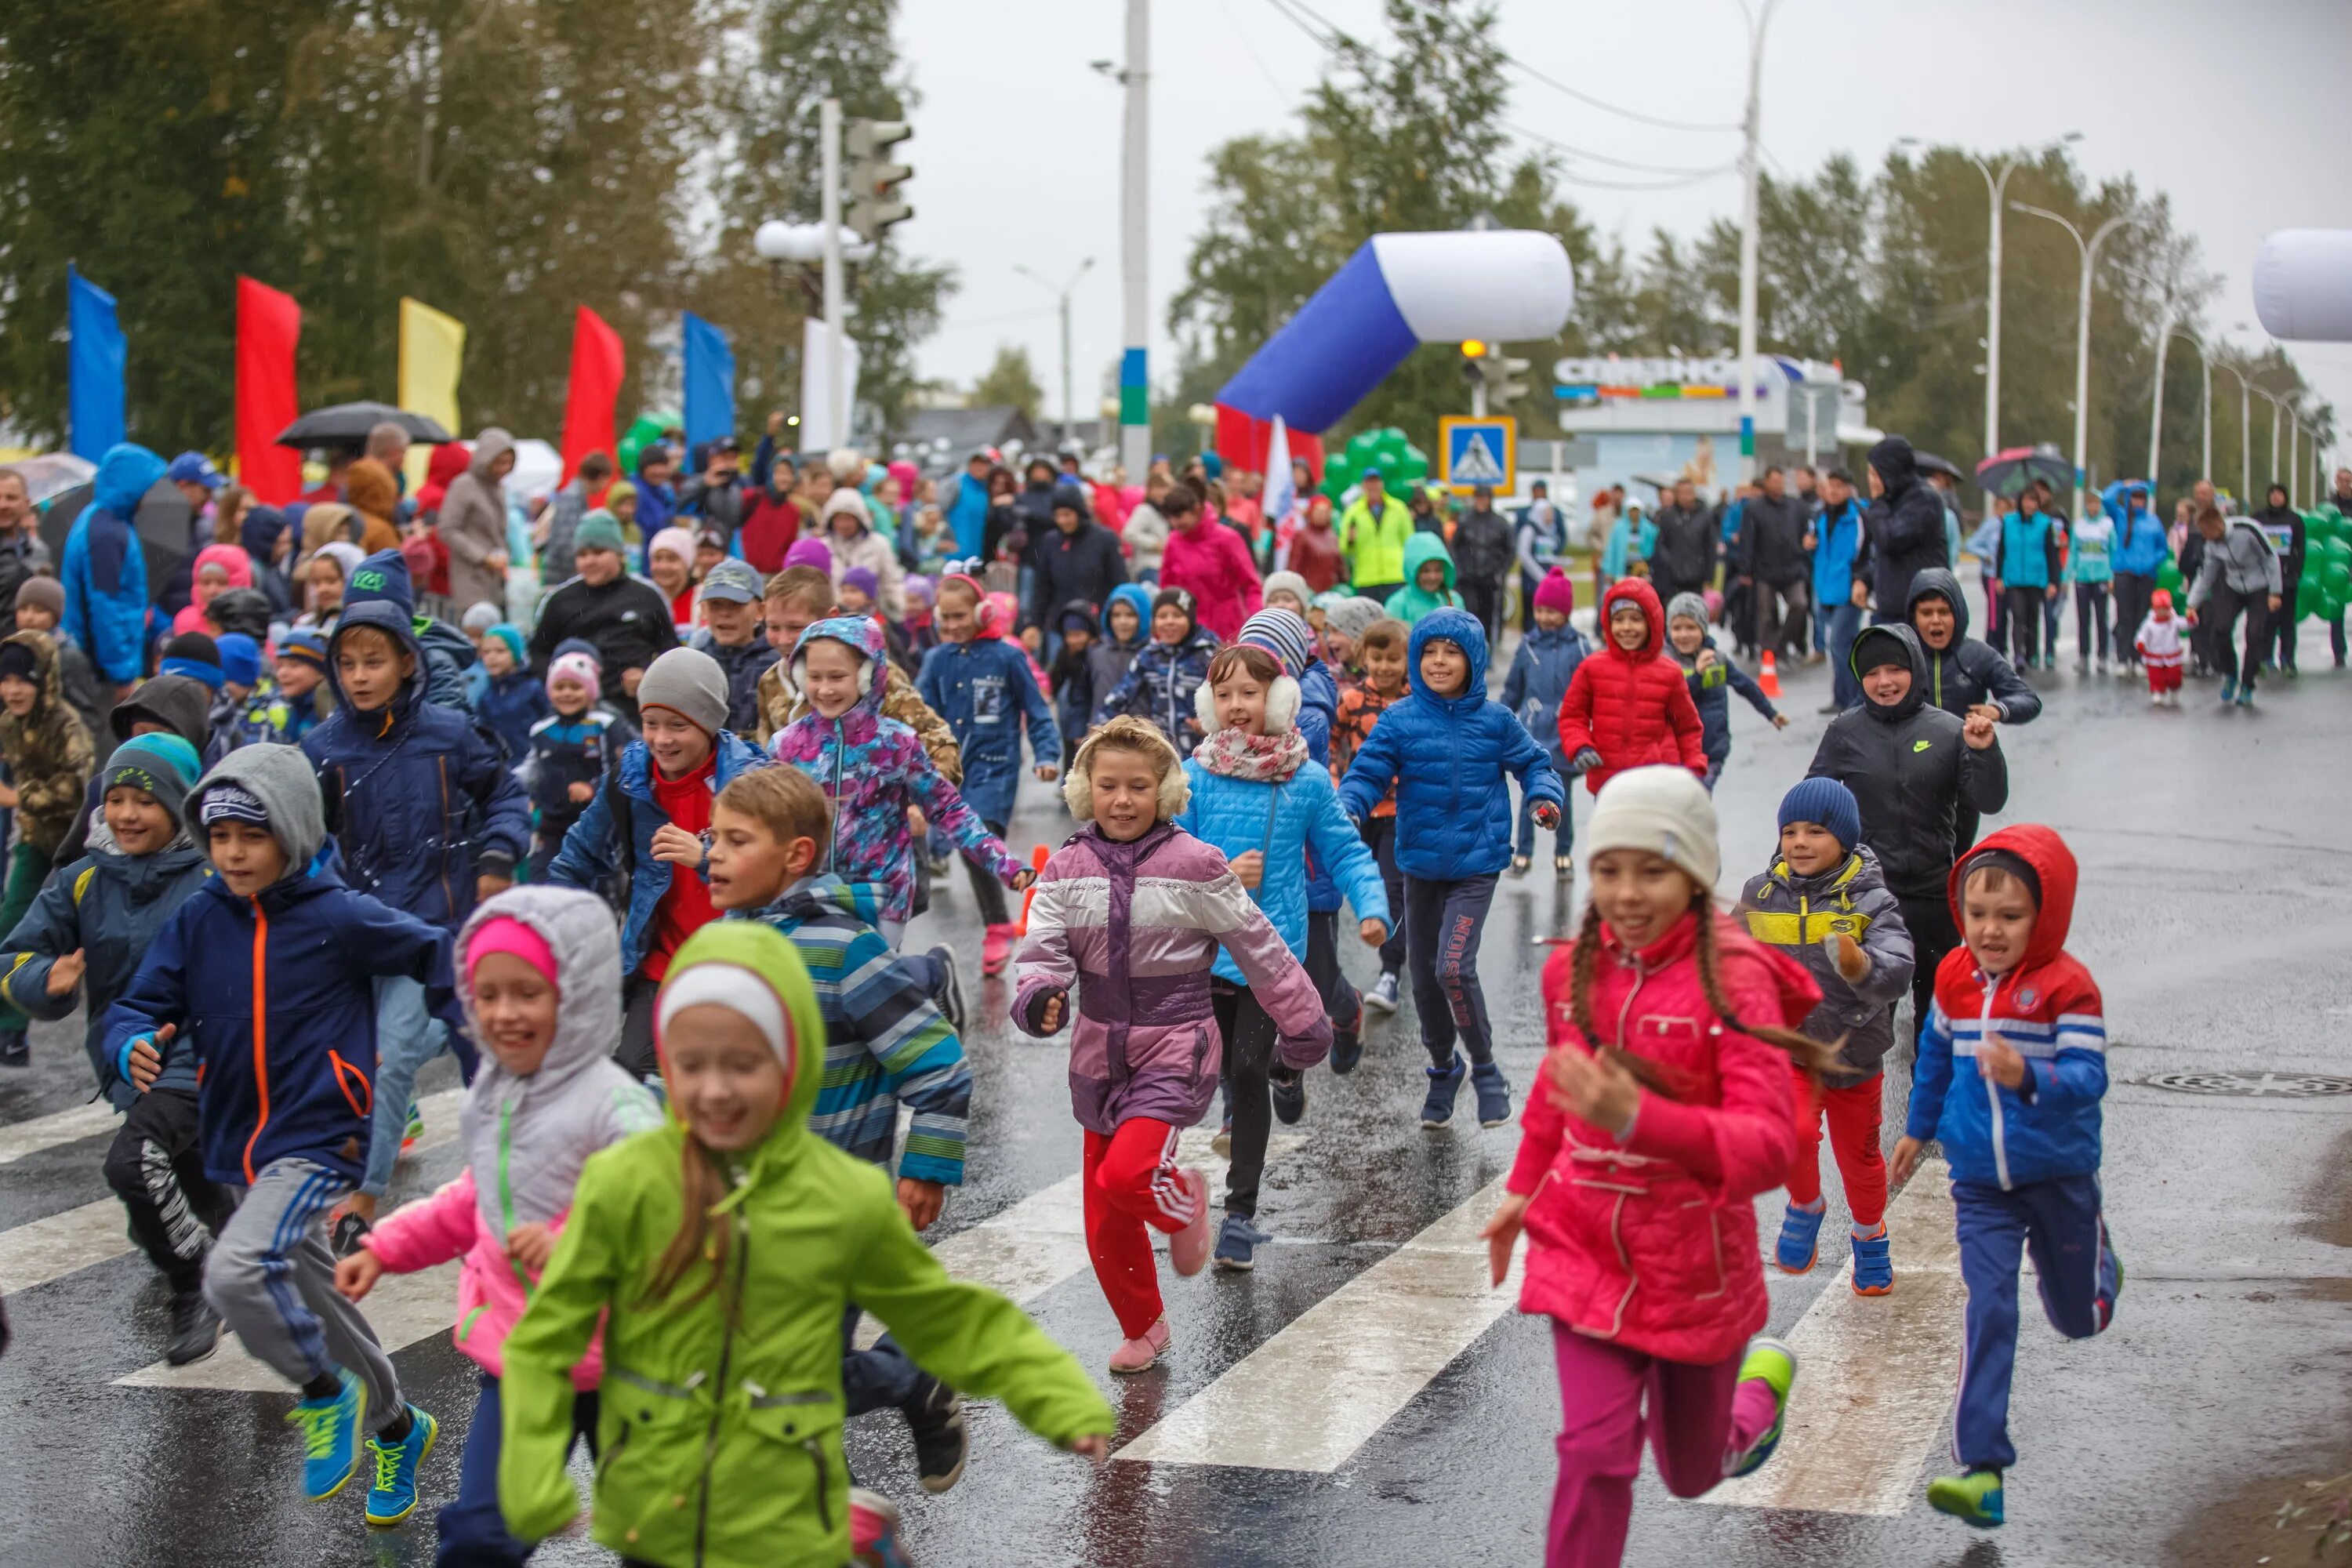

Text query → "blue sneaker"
[1726,1338,1798,1478]
[2235,685,2256,708]
[1212,1213,1270,1272]
[1927,1466,2005,1527]
[364,1403,438,1526]
[1469,1062,1512,1127]
[287,1368,367,1501]
[1420,1054,1467,1128]
[2219,675,2237,703]
[1774,1200,1826,1274]
[1850,1223,1893,1295]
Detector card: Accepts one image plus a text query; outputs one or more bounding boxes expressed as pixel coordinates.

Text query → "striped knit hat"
[1238,607,1314,677]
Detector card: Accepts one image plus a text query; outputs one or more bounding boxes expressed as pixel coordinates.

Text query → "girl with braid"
[1481,767,1838,1568]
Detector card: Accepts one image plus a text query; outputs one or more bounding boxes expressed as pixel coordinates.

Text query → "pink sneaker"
[1109,1317,1171,1374]
[1167,1168,1212,1277]
[849,1488,913,1566]
[982,922,1017,976]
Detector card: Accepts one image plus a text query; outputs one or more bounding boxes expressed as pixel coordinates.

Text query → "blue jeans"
[1951,1174,2119,1471]
[361,975,449,1197]
[1824,601,1864,708]
[1515,781,1572,862]
[438,1371,597,1566]
[842,1306,923,1417]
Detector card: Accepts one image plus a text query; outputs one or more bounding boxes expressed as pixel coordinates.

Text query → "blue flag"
[681,312,736,456]
[68,264,126,460]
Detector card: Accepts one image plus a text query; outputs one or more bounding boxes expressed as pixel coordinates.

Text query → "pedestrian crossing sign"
[1439,416,1516,495]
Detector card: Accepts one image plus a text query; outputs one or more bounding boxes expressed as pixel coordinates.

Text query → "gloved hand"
[1532,801,1560,831]
[1824,930,1870,983]
[1570,747,1603,775]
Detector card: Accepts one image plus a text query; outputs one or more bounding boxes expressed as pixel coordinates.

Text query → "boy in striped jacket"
[1892,823,2122,1531]
[702,763,977,1497]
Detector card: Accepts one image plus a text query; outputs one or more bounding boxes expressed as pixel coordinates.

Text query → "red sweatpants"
[1784,1068,1886,1228]
[2144,660,2183,694]
[1083,1118,1200,1338]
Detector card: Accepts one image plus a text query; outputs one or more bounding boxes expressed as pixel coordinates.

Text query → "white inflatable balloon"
[2253,230,2352,342]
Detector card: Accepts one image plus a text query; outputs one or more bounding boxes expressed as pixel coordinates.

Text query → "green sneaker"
[1927,1466,2005,1527]
[1725,1337,1797,1478]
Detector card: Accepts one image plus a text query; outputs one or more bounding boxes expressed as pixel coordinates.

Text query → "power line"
[1504,56,1742,135]
[1501,119,1734,178]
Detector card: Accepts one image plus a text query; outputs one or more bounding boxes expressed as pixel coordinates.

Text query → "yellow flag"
[398,296,466,491]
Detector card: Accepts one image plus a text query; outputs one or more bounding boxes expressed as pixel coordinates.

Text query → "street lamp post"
[2147,320,2209,492]
[1733,0,1780,486]
[2213,359,2253,506]
[1014,259,1096,448]
[2011,202,2133,522]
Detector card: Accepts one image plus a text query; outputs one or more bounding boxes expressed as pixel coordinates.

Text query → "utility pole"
[1015,260,1095,447]
[1118,0,1151,479]
[2013,203,2131,525]
[818,97,847,451]
[1733,0,1777,486]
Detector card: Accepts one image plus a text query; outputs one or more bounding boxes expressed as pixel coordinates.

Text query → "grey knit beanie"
[634,647,730,735]
[1666,591,1711,631]
[1323,595,1387,647]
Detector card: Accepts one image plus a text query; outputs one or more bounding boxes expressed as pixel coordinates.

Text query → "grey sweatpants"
[204,1157,404,1427]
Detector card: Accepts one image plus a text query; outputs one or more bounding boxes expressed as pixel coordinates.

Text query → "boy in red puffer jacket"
[1556,579,1707,794]
[1483,767,1833,1568]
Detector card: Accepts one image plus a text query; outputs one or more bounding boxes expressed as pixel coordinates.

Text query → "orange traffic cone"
[1759,650,1782,699]
[1015,843,1050,935]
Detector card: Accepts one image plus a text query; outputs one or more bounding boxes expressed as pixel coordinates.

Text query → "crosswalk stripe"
[1699,1160,1962,1517]
[0,1099,121,1165]
[5,1090,466,1298]
[1114,1174,1519,1472]
[856,1127,1298,1349]
[118,1261,462,1392]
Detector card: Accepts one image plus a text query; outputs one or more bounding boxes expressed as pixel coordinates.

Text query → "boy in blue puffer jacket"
[1338,608,1562,1129]
[1891,824,2120,1530]
[301,550,527,1236]
[470,622,550,763]
[1498,567,1589,874]
[1094,587,1218,759]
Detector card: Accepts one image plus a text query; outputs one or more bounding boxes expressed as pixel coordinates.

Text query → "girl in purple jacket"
[1012,717,1330,1375]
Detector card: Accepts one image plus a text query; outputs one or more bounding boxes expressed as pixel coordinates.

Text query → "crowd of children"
[0,431,2158,1567]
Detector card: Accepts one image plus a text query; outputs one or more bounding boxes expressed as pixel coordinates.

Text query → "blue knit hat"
[1238,607,1313,677]
[214,633,261,688]
[1777,776,1861,852]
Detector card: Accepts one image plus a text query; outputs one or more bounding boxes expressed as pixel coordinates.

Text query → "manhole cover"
[2137,1072,2352,1098]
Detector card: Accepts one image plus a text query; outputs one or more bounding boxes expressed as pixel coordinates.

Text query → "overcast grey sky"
[893,0,2352,469]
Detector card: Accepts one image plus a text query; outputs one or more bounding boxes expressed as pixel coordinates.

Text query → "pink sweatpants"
[1546,1323,1780,1568]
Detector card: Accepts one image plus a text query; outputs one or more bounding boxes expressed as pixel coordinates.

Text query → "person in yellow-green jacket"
[1382,532,1467,626]
[496,920,1113,1568]
[1338,469,1414,601]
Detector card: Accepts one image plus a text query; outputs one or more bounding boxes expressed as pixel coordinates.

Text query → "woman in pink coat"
[172,543,255,634]
[1156,479,1261,643]
[1483,768,1828,1568]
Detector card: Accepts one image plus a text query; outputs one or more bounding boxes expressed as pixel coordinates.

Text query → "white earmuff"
[1193,678,1219,735]
[1195,672,1302,733]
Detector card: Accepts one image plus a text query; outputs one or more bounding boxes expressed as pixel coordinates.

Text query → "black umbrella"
[274,401,452,450]
[34,478,198,606]
[1973,444,2074,498]
[1913,451,1965,482]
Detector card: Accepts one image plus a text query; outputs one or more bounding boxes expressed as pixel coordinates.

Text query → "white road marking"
[118,1261,461,1392]
[0,1091,466,1297]
[1115,1174,1519,1472]
[1700,1160,1961,1516]
[856,1127,1300,1349]
[0,1098,121,1165]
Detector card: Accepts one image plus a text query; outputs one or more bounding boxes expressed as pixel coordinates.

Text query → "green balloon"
[2323,535,2352,568]
[2325,561,2350,597]
[2305,511,2337,545]
[2323,589,2349,625]
[617,411,677,473]
[2299,575,2324,619]
[2155,561,2185,595]
[1346,429,1385,462]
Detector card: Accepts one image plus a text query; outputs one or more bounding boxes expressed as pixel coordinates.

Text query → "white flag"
[1265,416,1297,540]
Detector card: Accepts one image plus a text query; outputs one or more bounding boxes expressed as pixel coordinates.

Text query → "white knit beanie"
[1585,766,1720,889]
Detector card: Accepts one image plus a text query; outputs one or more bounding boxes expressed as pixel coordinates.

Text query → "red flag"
[561,306,626,484]
[235,277,303,503]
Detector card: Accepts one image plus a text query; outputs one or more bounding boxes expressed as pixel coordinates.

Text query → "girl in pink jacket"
[334,887,660,1556]
[1481,768,1831,1568]
[1013,715,1330,1374]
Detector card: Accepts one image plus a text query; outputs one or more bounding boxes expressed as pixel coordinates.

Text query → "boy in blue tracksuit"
[1665,591,1786,791]
[103,744,466,1527]
[1338,608,1562,1128]
[1498,567,1589,873]
[1891,824,2120,1530]
[299,550,527,1233]
[1811,470,1868,710]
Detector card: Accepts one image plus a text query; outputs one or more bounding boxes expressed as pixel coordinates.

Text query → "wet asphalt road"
[4,622,2350,1568]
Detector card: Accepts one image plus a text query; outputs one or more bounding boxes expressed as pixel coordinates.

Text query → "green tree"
[971,346,1044,419]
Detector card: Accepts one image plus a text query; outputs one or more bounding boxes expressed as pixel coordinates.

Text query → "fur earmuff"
[789,644,876,699]
[1065,717,1190,822]
[1194,672,1301,735]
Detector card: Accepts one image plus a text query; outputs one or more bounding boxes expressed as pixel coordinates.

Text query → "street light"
[2158,325,2210,487]
[1732,0,1782,485]
[1895,132,2082,464]
[2212,351,2255,506]
[2011,201,2134,521]
[2252,384,2288,498]
[1014,258,1096,447]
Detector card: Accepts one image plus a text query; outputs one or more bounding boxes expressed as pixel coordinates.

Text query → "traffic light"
[1492,354,1533,405]
[1461,339,1487,387]
[846,118,914,243]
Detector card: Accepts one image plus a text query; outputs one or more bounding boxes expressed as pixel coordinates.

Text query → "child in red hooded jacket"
[1483,767,1831,1568]
[1555,579,1707,795]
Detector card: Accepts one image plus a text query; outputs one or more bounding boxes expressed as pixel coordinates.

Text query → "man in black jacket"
[1852,437,1951,624]
[1806,622,2006,1038]
[526,513,681,722]
[1022,485,1128,653]
[1739,466,1812,662]
[1650,478,1718,606]
[1450,485,1515,641]
[2251,483,2306,675]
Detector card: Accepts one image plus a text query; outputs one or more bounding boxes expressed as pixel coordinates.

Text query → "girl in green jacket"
[498,921,1113,1568]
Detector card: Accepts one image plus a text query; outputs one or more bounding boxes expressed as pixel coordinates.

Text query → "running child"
[523,648,624,880]
[2134,588,2187,706]
[1085,583,1156,722]
[1331,617,1411,1014]
[1556,580,1707,797]
[0,630,93,1064]
[1892,825,2121,1529]
[495,920,1114,1568]
[1177,644,1387,1267]
[1483,766,1826,1568]
[1737,778,1915,1295]
[1047,601,1099,772]
[106,744,466,1526]
[1094,587,1220,759]
[1338,608,1563,1128]
[1,734,225,1362]
[1316,595,1385,683]
[237,629,334,746]
[1498,568,1588,877]
[335,887,662,1563]
[1015,717,1330,1367]
[704,765,976,1495]
[472,622,550,764]
[1665,591,1787,792]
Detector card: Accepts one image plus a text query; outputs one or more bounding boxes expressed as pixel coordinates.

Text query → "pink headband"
[466,916,557,993]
